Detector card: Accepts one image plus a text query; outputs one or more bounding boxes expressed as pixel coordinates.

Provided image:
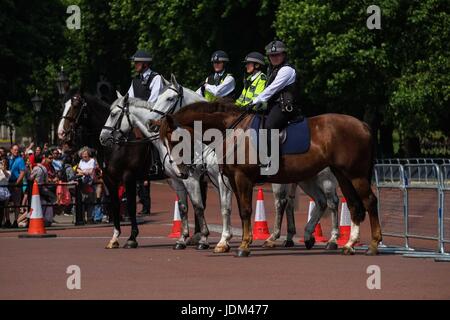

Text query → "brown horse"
[157,101,381,257]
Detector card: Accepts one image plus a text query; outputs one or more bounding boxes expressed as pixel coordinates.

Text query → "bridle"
[101,93,136,145]
[62,94,88,142]
[150,85,184,118]
[102,85,185,145]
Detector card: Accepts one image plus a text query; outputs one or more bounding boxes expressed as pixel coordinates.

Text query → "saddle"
[250,114,311,155]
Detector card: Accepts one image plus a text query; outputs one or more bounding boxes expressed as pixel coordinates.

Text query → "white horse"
[101,75,351,251]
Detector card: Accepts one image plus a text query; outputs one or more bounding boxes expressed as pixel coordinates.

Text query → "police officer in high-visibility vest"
[196,50,235,101]
[235,52,267,107]
[250,40,298,130]
[127,50,163,104]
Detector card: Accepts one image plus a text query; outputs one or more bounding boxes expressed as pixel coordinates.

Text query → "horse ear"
[170,74,180,89]
[161,75,170,88]
[116,90,123,99]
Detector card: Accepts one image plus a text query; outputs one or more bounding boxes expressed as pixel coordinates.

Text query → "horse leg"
[299,181,328,250]
[123,176,139,248]
[263,184,287,248]
[230,172,253,257]
[214,174,233,253]
[351,177,382,255]
[321,169,340,250]
[330,168,366,255]
[103,173,121,249]
[168,179,190,250]
[188,176,208,246]
[284,183,297,247]
[325,197,340,250]
[186,178,210,250]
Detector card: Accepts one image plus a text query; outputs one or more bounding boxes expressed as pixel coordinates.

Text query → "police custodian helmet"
[130,50,152,62]
[242,52,266,65]
[211,50,229,63]
[265,40,287,55]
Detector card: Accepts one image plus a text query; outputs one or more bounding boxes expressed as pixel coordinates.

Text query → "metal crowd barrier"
[374,164,413,253]
[438,164,450,261]
[373,162,450,260]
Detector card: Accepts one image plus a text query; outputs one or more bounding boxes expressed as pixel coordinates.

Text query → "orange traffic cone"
[299,199,328,243]
[252,188,271,240]
[168,195,182,238]
[337,198,351,246]
[19,180,56,238]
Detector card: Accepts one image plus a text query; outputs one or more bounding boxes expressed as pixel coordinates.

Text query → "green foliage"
[275,0,449,156]
[0,0,66,128]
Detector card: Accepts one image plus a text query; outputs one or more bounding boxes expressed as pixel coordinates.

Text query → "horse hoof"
[365,247,378,256]
[262,239,276,248]
[173,243,187,250]
[304,237,316,250]
[235,249,251,257]
[325,242,338,250]
[105,240,119,249]
[214,244,230,253]
[342,246,356,255]
[282,239,295,248]
[196,243,210,250]
[186,234,201,246]
[123,240,138,249]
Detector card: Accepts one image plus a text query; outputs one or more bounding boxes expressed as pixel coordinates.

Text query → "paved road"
[1,182,449,299]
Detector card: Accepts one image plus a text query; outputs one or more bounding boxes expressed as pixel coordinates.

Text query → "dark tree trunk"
[379,123,394,158]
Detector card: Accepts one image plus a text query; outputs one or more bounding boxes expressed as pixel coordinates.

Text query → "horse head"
[58,90,86,144]
[157,114,197,179]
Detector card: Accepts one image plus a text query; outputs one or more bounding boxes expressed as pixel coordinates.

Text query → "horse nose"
[99,133,108,145]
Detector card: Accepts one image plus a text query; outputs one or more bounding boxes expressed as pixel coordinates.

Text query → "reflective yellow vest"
[235,72,267,107]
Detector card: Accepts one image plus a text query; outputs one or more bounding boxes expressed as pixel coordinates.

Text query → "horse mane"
[173,98,241,117]
[129,97,153,109]
[160,98,241,140]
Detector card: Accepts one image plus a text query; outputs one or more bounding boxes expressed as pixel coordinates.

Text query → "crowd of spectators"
[0,142,107,229]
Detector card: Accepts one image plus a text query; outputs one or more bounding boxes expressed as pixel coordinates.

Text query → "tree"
[109,0,278,90]
[275,0,449,157]
[0,0,66,135]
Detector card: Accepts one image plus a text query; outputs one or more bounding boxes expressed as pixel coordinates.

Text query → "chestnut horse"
[158,101,381,257]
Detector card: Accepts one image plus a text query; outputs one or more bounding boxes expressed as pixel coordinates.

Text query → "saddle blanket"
[250,114,311,155]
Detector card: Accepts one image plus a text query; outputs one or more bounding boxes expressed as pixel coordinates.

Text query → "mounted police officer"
[196,50,235,101]
[127,49,163,215]
[127,50,163,104]
[250,40,299,130]
[235,52,267,107]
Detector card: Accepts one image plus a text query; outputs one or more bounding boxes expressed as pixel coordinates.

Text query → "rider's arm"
[195,77,208,96]
[204,75,235,97]
[148,75,163,104]
[251,66,295,104]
